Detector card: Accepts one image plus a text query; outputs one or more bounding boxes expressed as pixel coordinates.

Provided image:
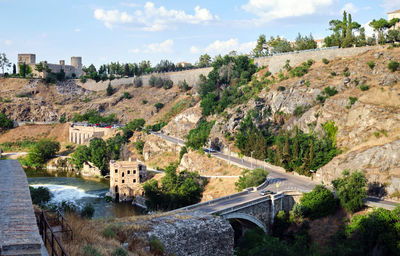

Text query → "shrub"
[330,71,337,76]
[162,79,173,90]
[185,120,214,150]
[277,86,286,91]
[80,77,87,83]
[134,139,145,155]
[80,203,95,219]
[332,170,367,213]
[102,225,116,239]
[122,92,131,99]
[0,113,14,130]
[366,61,375,70]
[133,77,143,87]
[149,75,157,87]
[82,245,102,256]
[179,146,187,161]
[59,114,66,123]
[154,102,164,111]
[29,186,51,205]
[111,248,128,256]
[235,168,269,191]
[106,83,114,96]
[322,58,329,64]
[388,60,399,72]
[290,203,307,219]
[142,99,148,104]
[349,97,358,105]
[26,139,60,167]
[149,238,165,255]
[359,84,370,91]
[323,86,338,96]
[300,185,337,219]
[179,80,190,91]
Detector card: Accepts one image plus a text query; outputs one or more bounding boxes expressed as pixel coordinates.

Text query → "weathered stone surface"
[318,140,400,190]
[134,212,234,256]
[0,160,42,255]
[162,103,203,140]
[143,134,182,161]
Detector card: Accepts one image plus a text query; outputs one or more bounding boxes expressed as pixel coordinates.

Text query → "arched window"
[127,170,130,174]
[122,180,125,184]
[115,169,118,173]
[122,172,125,177]
[133,179,136,183]
[133,170,136,174]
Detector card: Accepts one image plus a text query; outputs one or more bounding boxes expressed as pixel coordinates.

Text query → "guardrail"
[35,210,72,256]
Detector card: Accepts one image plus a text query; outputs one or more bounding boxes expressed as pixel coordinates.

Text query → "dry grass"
[201,177,239,202]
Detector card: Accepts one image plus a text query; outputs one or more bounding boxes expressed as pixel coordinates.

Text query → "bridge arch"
[223,212,267,233]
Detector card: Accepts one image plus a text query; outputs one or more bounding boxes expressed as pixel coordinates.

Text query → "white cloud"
[380,0,400,12]
[94,2,218,31]
[192,39,256,56]
[144,39,174,53]
[4,39,12,46]
[128,48,140,54]
[341,3,358,14]
[74,28,81,32]
[242,0,333,23]
[94,9,133,29]
[190,46,200,54]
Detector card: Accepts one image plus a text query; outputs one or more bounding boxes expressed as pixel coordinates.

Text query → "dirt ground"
[0,123,69,144]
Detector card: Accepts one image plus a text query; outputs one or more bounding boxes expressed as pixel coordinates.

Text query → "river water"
[28,175,144,218]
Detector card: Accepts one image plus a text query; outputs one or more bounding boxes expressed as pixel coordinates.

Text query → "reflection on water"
[28,175,144,218]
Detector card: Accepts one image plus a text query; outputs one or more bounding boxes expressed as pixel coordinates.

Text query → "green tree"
[197,54,212,68]
[80,203,95,219]
[154,102,164,111]
[18,63,32,78]
[235,168,269,191]
[29,186,51,205]
[370,18,400,45]
[71,145,91,170]
[252,34,267,57]
[266,36,293,54]
[12,63,16,75]
[89,138,108,172]
[185,120,214,150]
[294,33,317,50]
[0,53,11,74]
[26,139,60,167]
[300,185,337,219]
[0,113,14,130]
[106,82,114,96]
[332,170,367,213]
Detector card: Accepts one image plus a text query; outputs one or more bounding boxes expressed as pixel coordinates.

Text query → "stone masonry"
[0,160,43,255]
[69,124,116,144]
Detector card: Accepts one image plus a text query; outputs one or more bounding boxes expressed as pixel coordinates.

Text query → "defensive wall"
[253,45,379,73]
[77,67,213,91]
[0,160,45,255]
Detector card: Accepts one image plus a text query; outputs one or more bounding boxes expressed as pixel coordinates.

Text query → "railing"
[35,210,72,256]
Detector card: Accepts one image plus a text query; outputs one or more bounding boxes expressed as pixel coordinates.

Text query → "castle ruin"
[17,53,83,78]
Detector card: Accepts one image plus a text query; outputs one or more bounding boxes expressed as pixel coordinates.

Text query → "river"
[27,174,144,218]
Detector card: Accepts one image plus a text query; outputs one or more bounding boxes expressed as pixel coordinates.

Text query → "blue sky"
[0,0,398,69]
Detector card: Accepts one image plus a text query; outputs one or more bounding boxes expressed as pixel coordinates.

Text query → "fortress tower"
[71,56,82,70]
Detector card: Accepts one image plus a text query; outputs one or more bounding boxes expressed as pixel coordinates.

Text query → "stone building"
[69,124,115,144]
[17,53,83,78]
[109,158,147,202]
[388,9,400,29]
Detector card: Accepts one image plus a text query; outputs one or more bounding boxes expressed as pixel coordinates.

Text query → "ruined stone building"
[388,9,400,29]
[17,53,83,78]
[109,159,147,202]
[69,124,115,144]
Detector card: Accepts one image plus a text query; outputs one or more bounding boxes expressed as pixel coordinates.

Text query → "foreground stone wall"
[144,211,234,256]
[254,46,379,73]
[77,67,212,91]
[0,160,43,255]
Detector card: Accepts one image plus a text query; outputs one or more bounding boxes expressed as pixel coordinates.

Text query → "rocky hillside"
[160,46,400,198]
[0,78,197,124]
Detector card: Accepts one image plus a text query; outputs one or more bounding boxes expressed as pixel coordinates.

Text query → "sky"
[0,0,398,69]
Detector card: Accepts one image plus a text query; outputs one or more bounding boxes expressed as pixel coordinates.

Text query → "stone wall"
[253,46,379,74]
[69,125,116,144]
[77,67,213,91]
[144,211,234,256]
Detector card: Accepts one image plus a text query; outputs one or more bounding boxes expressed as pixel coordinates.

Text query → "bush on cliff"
[185,120,215,150]
[235,168,269,191]
[0,113,13,131]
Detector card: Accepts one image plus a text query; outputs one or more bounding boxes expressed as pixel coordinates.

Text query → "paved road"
[151,131,400,211]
